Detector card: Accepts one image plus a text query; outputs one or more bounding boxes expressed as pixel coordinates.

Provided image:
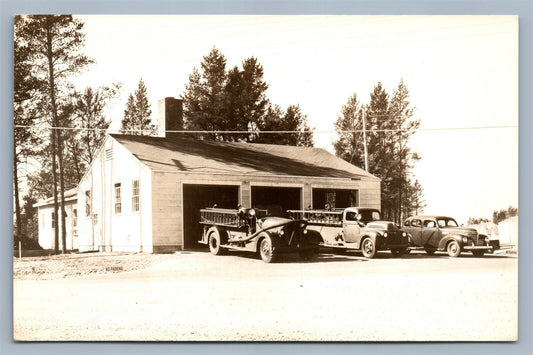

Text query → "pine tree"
[15,15,93,253]
[120,79,156,135]
[333,80,422,223]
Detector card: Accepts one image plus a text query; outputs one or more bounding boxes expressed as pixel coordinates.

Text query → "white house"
[33,188,79,250]
[71,97,381,253]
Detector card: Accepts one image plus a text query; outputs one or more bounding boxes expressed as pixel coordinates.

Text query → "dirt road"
[13,250,517,341]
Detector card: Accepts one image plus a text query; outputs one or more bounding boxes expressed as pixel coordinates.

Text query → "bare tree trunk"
[57,130,68,253]
[51,130,59,254]
[46,22,61,254]
[13,139,22,241]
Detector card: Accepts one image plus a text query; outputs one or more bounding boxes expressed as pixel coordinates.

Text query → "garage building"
[76,98,380,253]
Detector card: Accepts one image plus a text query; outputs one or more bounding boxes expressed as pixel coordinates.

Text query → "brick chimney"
[157,97,183,138]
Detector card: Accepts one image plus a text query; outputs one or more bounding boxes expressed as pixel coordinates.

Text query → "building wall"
[77,137,152,252]
[37,200,78,250]
[151,171,380,251]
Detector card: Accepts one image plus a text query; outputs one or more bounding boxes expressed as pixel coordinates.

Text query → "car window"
[437,219,446,227]
[424,220,436,228]
[411,219,421,227]
[446,219,458,227]
[404,220,410,227]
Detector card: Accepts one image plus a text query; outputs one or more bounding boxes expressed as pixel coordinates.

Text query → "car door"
[421,219,440,247]
[405,219,423,246]
[343,210,362,245]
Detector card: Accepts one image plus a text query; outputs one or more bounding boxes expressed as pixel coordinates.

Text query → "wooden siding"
[77,136,152,252]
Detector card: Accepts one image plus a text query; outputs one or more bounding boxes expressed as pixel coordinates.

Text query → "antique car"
[403,215,499,257]
[288,207,410,258]
[199,206,322,263]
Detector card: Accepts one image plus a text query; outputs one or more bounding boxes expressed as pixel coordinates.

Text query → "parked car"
[403,215,499,257]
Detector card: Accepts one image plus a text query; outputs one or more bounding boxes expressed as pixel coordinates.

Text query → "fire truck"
[199,206,322,263]
[288,207,410,258]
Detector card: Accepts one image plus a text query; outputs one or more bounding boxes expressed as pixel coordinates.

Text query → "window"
[51,212,55,229]
[132,180,140,212]
[72,209,78,227]
[85,190,91,217]
[424,220,436,228]
[404,220,411,227]
[114,183,122,214]
[411,219,422,227]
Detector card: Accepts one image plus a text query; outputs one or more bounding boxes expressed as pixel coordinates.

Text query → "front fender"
[437,235,463,251]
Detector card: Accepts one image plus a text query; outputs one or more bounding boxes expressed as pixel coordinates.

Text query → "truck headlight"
[280,230,284,236]
[303,229,308,234]
[402,232,407,237]
[462,237,468,244]
[485,237,490,244]
[383,232,388,238]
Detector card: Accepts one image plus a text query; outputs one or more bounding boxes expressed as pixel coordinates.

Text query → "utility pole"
[362,107,369,172]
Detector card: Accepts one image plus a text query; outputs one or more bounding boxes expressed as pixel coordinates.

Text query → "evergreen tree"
[183,48,227,139]
[15,15,93,253]
[333,80,421,223]
[120,79,156,135]
[256,104,314,146]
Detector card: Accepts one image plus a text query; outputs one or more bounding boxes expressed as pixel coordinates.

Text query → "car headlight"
[383,232,388,238]
[485,237,490,244]
[280,230,284,236]
[303,229,308,234]
[462,237,468,244]
[402,232,407,237]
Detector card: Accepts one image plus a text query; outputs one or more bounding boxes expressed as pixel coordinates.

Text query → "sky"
[72,15,518,224]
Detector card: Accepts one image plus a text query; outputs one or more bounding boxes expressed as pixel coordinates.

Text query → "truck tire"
[299,248,318,261]
[208,230,225,256]
[361,237,377,258]
[259,237,277,263]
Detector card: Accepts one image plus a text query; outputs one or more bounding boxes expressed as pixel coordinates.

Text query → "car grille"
[388,232,403,243]
[476,235,485,246]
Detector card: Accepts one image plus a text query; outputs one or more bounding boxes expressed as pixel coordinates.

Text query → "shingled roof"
[110,134,378,180]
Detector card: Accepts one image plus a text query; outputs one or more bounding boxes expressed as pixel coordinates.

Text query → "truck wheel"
[361,238,377,258]
[299,248,318,261]
[208,230,225,256]
[472,250,485,257]
[259,237,276,263]
[446,240,461,257]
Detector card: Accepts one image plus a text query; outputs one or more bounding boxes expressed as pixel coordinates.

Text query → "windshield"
[359,210,381,223]
[436,218,459,227]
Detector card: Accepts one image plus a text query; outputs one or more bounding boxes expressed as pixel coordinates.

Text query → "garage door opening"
[182,184,239,250]
[251,186,301,217]
[312,188,358,210]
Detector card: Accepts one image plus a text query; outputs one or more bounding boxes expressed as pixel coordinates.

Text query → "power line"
[13,124,518,134]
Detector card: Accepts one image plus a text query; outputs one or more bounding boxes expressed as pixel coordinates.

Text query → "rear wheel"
[259,237,277,263]
[361,238,377,258]
[208,230,225,255]
[447,240,461,257]
[472,250,485,257]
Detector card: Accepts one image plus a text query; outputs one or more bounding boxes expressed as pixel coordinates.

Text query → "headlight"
[485,237,490,244]
[383,232,388,238]
[247,209,256,217]
[462,237,468,244]
[303,230,308,234]
[279,230,284,236]
[402,232,407,237]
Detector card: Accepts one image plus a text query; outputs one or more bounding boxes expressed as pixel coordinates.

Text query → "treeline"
[181,47,314,146]
[492,206,518,224]
[333,81,425,223]
[14,15,120,251]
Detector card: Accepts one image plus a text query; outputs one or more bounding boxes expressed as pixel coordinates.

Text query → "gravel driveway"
[13,250,517,341]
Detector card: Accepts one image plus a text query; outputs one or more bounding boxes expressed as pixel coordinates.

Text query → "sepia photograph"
[12,14,518,342]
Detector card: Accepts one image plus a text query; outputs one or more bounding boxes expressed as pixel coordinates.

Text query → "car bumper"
[463,245,494,252]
